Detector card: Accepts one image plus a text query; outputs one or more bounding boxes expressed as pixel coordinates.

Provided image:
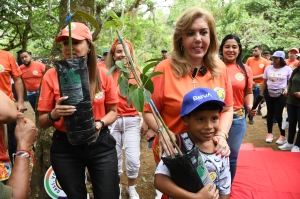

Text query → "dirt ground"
[24,102,288,199]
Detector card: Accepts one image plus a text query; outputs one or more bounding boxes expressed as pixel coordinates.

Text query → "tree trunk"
[29,1,95,198]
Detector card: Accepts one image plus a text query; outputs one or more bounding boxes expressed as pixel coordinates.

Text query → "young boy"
[154,88,231,199]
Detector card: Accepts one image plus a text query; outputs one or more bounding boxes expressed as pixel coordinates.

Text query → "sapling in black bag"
[162,134,214,193]
[54,57,97,145]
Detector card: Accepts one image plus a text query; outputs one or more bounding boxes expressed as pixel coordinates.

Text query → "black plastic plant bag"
[162,145,214,193]
[54,57,97,145]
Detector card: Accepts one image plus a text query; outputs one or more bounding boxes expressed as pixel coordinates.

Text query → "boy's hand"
[158,129,176,157]
[195,183,219,199]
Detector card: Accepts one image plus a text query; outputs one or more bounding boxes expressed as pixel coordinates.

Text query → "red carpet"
[231,143,300,199]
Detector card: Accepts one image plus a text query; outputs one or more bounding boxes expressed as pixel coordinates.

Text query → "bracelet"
[48,110,61,122]
[95,120,105,130]
[216,134,226,140]
[218,129,228,139]
[13,150,36,166]
[156,126,163,134]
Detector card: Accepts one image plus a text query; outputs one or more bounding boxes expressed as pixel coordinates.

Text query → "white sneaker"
[276,136,287,145]
[291,146,300,152]
[119,184,122,199]
[278,142,294,150]
[126,186,140,199]
[155,189,163,199]
[265,134,274,143]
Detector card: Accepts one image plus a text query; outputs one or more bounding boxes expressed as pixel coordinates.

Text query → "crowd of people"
[0,5,300,199]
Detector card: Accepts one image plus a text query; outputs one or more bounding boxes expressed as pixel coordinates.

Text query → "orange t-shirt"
[0,50,22,99]
[144,58,233,135]
[97,61,106,68]
[226,63,253,110]
[285,59,299,70]
[111,69,139,116]
[20,61,45,91]
[37,66,118,132]
[246,57,269,84]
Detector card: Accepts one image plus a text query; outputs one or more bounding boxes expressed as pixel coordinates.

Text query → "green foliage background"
[1,0,300,63]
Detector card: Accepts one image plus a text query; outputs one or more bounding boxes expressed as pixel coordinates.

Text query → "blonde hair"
[87,41,101,99]
[171,7,220,78]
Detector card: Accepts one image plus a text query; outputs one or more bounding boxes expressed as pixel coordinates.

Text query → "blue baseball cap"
[180,88,226,117]
[272,51,285,60]
[102,50,109,56]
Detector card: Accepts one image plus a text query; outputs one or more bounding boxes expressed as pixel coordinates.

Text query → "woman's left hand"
[95,121,102,135]
[213,136,230,157]
[247,105,257,117]
[294,92,300,98]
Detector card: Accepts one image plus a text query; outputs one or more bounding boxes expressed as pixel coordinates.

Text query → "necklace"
[189,68,200,88]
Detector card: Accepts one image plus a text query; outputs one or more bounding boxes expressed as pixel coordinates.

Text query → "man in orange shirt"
[0,50,25,166]
[19,50,45,111]
[285,48,299,70]
[246,45,269,124]
[263,51,272,66]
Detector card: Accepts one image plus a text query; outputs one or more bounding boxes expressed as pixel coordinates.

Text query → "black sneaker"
[262,115,267,119]
[249,118,254,125]
[257,110,262,116]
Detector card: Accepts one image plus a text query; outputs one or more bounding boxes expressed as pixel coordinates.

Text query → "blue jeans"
[50,128,119,199]
[27,93,38,111]
[287,104,300,146]
[227,116,246,182]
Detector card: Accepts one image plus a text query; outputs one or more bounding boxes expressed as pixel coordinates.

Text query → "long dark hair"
[220,34,248,93]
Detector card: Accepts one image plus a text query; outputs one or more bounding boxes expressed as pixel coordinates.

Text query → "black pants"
[287,104,300,146]
[264,93,286,136]
[50,127,119,199]
[7,121,17,166]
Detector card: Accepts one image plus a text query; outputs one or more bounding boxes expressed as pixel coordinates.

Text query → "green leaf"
[107,65,116,76]
[148,71,163,78]
[129,84,138,98]
[145,58,163,63]
[125,21,135,28]
[108,10,119,20]
[118,76,123,84]
[144,78,154,93]
[103,20,117,29]
[131,88,144,112]
[143,89,151,103]
[142,61,157,74]
[73,11,100,31]
[126,96,131,107]
[119,78,129,97]
[115,60,123,68]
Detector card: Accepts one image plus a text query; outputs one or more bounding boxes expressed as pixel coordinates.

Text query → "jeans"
[7,121,17,166]
[287,104,300,146]
[50,127,119,199]
[27,93,38,111]
[109,116,141,179]
[264,93,286,135]
[227,116,246,182]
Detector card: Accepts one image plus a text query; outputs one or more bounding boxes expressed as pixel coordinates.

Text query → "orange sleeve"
[246,65,253,89]
[9,53,22,78]
[100,67,118,105]
[223,66,234,107]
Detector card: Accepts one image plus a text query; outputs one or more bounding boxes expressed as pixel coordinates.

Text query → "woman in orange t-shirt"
[105,38,141,198]
[220,34,255,182]
[37,22,119,198]
[143,7,233,164]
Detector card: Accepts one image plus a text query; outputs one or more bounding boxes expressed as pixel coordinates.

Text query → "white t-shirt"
[155,132,231,197]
